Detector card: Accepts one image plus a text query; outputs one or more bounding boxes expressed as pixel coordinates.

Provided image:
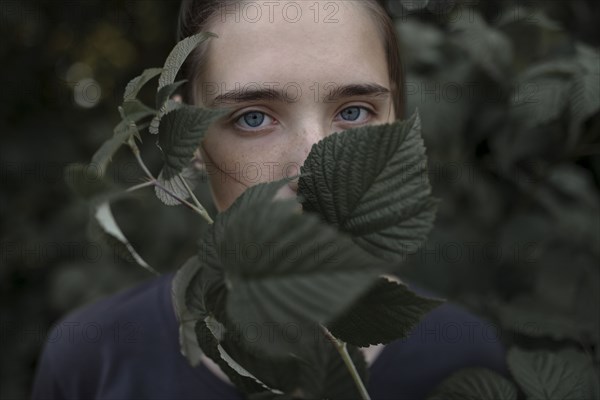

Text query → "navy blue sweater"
[31,273,507,399]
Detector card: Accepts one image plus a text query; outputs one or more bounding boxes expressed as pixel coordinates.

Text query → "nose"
[292,121,330,163]
[280,120,330,186]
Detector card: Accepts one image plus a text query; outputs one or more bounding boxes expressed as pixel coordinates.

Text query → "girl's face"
[197,0,396,211]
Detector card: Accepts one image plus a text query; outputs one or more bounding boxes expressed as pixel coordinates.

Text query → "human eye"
[335,106,373,124]
[234,110,276,131]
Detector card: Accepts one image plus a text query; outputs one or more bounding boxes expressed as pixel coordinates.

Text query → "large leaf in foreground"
[155,105,224,205]
[428,368,517,400]
[203,181,388,355]
[293,338,368,399]
[194,318,267,395]
[298,111,438,262]
[328,277,443,347]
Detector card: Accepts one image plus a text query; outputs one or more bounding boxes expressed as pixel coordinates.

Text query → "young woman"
[32,1,506,399]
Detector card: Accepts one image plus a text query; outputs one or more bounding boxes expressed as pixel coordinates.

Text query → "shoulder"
[368,284,508,399]
[46,272,174,350]
[31,273,178,399]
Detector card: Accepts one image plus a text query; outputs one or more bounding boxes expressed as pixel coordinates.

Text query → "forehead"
[201,0,389,90]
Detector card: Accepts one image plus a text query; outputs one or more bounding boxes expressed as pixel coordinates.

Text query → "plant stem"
[129,139,154,179]
[321,326,371,400]
[128,140,213,223]
[126,180,154,193]
[179,173,213,224]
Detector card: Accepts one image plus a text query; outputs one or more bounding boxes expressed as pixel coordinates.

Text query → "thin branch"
[179,173,213,224]
[127,140,211,220]
[129,139,154,179]
[153,180,210,217]
[126,180,154,193]
[321,325,371,400]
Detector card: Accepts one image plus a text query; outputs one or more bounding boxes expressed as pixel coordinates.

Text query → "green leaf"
[557,348,600,400]
[210,315,305,394]
[90,119,139,175]
[154,105,224,205]
[568,44,600,147]
[156,80,187,110]
[428,368,518,400]
[216,335,284,395]
[328,277,444,347]
[172,256,204,367]
[448,9,513,82]
[155,166,205,206]
[294,338,368,399]
[298,110,438,262]
[195,318,267,395]
[507,347,590,400]
[149,98,182,135]
[512,65,574,130]
[120,100,156,123]
[123,67,162,102]
[492,295,597,342]
[90,201,157,275]
[187,245,228,324]
[496,8,573,72]
[158,32,217,91]
[202,181,388,356]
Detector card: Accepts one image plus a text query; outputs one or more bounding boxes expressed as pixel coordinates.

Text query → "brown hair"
[177,0,405,118]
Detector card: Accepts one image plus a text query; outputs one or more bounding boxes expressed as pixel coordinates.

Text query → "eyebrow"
[209,83,390,106]
[324,83,390,102]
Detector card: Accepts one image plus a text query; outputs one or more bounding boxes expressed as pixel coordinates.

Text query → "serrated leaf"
[328,277,444,347]
[154,165,205,206]
[157,105,224,179]
[158,32,217,91]
[91,202,157,275]
[507,347,589,400]
[120,100,156,123]
[156,80,187,109]
[149,98,182,135]
[123,67,163,102]
[90,119,139,175]
[428,368,517,400]
[202,181,388,356]
[154,105,224,205]
[172,256,204,367]
[298,110,438,262]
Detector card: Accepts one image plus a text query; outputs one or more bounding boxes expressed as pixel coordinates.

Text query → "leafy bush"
[393,2,600,398]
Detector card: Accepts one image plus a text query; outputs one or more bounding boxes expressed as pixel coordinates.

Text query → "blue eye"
[238,111,266,128]
[338,106,372,123]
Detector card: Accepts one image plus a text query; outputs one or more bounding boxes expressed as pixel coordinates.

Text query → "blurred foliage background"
[0,0,598,399]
